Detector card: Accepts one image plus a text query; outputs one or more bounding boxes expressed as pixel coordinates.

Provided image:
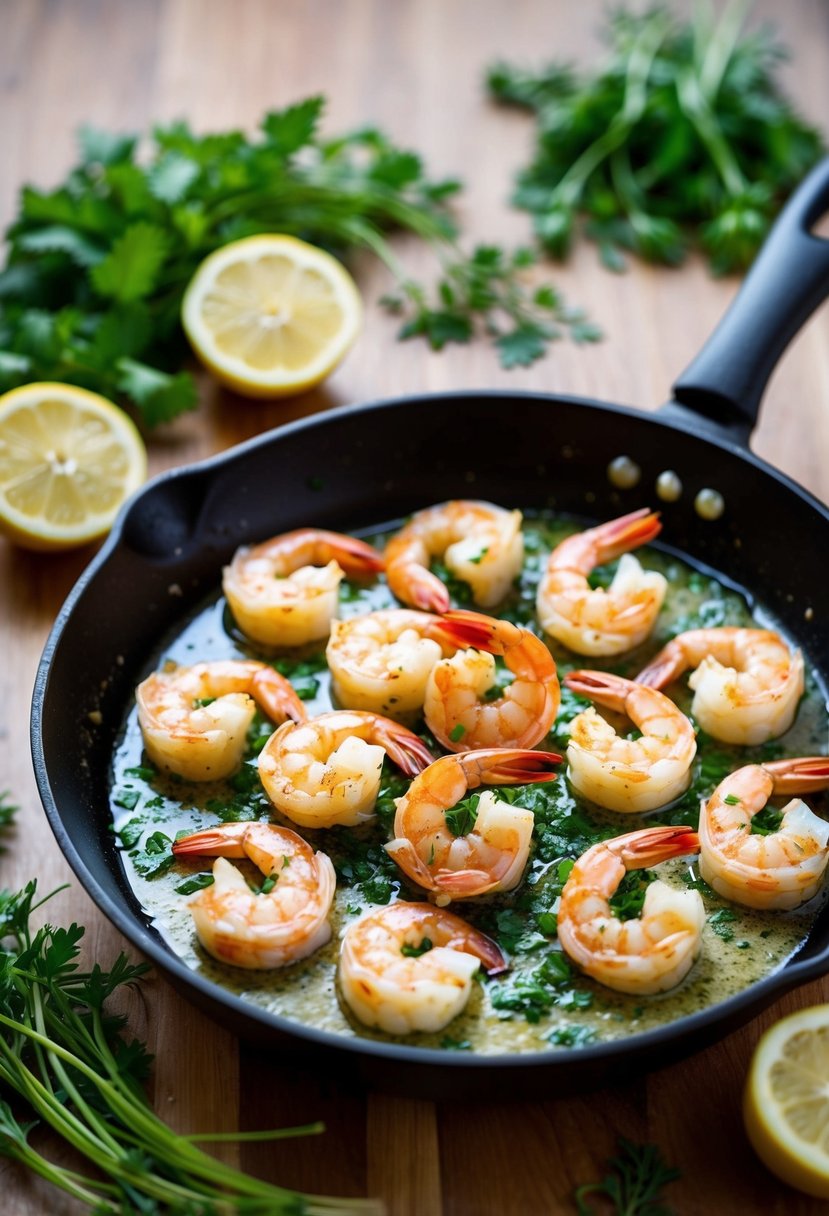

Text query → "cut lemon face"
[744,1004,829,1198]
[181,234,362,398]
[0,383,147,552]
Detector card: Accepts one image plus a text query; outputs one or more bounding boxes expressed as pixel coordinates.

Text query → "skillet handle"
[672,158,829,435]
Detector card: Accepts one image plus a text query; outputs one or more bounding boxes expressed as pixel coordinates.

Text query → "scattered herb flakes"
[116,817,143,850]
[751,805,784,836]
[123,764,157,781]
[489,4,824,275]
[400,938,433,958]
[131,830,175,879]
[174,873,215,896]
[609,870,655,922]
[708,908,738,942]
[440,1036,472,1051]
[449,723,467,744]
[445,794,479,837]
[489,949,592,1023]
[112,787,141,811]
[547,1025,597,1049]
[574,1136,680,1216]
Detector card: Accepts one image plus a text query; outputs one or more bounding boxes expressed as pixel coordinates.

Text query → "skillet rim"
[30,387,829,1076]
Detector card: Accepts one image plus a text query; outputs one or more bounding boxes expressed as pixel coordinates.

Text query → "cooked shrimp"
[636,627,805,745]
[223,527,384,647]
[557,825,704,995]
[136,659,306,782]
[258,709,433,829]
[699,757,829,910]
[386,748,561,904]
[326,608,455,718]
[536,508,666,656]
[423,610,560,751]
[564,670,696,813]
[339,901,506,1034]
[172,822,335,970]
[385,500,523,612]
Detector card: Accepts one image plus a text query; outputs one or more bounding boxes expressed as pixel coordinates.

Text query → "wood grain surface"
[2,2,829,1213]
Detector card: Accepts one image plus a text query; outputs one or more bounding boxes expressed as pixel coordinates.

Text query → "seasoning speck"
[607,455,641,490]
[694,488,725,521]
[656,470,682,502]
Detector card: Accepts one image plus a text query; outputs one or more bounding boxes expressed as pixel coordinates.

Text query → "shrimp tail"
[763,756,829,794]
[635,641,685,689]
[250,668,308,725]
[592,508,662,564]
[612,825,701,870]
[385,838,437,888]
[563,670,633,713]
[368,714,434,776]
[460,747,561,786]
[320,531,386,577]
[435,609,520,654]
[394,567,451,614]
[172,822,250,858]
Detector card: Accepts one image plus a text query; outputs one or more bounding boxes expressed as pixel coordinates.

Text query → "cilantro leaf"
[115,358,198,426]
[91,222,170,302]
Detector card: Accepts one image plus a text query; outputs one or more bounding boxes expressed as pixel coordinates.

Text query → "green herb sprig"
[0,880,381,1214]
[0,98,596,422]
[488,2,824,274]
[575,1136,680,1215]
[0,792,17,851]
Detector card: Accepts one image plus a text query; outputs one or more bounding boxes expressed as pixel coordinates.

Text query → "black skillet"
[31,161,829,1100]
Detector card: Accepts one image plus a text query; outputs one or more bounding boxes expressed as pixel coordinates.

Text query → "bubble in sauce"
[607,456,641,490]
[694,489,725,521]
[656,470,682,502]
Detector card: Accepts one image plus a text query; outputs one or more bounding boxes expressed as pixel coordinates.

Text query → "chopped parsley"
[449,723,467,743]
[401,938,433,958]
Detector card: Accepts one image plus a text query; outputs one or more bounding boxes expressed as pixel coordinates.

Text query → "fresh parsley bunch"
[0,880,380,1214]
[488,2,824,274]
[0,97,596,425]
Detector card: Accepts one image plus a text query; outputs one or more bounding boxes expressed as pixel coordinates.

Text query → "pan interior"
[34,392,829,1070]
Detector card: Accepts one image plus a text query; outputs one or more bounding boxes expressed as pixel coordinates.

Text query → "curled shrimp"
[564,670,697,813]
[339,901,506,1034]
[385,500,523,613]
[386,748,561,904]
[557,825,704,995]
[258,709,433,829]
[636,627,805,745]
[423,609,560,752]
[699,757,829,910]
[223,527,384,647]
[136,659,305,782]
[172,822,335,970]
[326,608,455,719]
[536,508,666,656]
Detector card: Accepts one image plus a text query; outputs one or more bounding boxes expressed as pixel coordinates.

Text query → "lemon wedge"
[744,1004,829,1198]
[0,382,147,552]
[181,234,362,398]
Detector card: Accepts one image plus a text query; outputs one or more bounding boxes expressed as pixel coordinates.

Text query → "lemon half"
[744,1004,829,1198]
[181,234,362,398]
[0,382,147,552]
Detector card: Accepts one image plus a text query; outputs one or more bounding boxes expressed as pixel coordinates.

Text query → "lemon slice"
[0,382,147,552]
[181,234,362,398]
[744,1004,829,1197]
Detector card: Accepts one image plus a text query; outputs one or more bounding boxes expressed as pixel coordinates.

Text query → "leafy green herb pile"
[0,98,597,424]
[0,881,380,1214]
[488,2,824,273]
[575,1136,680,1215]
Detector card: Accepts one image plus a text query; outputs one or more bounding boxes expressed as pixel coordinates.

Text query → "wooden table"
[3,1,829,1212]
